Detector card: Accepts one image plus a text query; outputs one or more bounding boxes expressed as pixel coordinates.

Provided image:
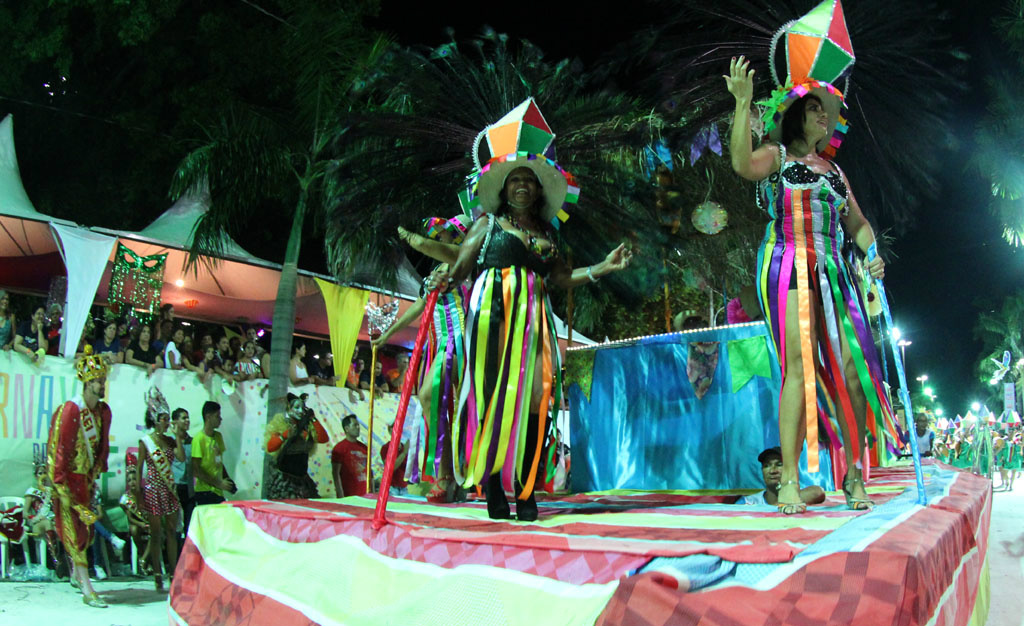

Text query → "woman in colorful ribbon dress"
[726,56,893,514]
[433,99,632,521]
[375,216,469,502]
[136,389,182,590]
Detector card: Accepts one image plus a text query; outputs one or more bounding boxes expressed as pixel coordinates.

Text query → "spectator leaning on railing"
[164,325,187,370]
[125,324,161,374]
[91,319,124,364]
[13,304,47,363]
[0,289,15,350]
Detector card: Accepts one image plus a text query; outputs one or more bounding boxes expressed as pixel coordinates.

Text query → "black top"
[479,225,557,276]
[93,338,121,355]
[16,321,44,351]
[307,359,334,379]
[360,371,388,388]
[127,341,160,365]
[278,449,309,478]
[775,161,848,198]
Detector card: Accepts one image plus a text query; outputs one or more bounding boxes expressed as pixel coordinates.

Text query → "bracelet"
[586,266,599,283]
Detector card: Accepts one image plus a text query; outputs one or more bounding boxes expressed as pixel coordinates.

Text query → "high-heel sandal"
[154,573,164,592]
[82,591,108,608]
[776,480,806,515]
[842,474,874,511]
[426,477,454,504]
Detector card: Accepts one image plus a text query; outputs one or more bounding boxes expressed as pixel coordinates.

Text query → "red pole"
[373,289,439,529]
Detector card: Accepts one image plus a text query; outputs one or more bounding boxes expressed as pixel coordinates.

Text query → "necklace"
[505,214,558,263]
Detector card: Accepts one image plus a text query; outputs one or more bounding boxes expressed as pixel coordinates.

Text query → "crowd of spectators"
[1,294,415,395]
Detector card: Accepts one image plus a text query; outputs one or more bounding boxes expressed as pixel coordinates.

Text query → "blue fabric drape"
[568,323,833,492]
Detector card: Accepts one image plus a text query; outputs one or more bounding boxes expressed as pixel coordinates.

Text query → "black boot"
[514,489,538,522]
[486,473,511,519]
[515,412,541,522]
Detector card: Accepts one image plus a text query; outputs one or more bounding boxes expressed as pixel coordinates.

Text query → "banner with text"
[0,351,411,503]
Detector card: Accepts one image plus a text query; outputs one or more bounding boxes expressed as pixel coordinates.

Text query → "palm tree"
[322,30,775,339]
[169,2,388,494]
[599,0,963,233]
[321,31,664,333]
[974,290,1024,408]
[974,0,1024,246]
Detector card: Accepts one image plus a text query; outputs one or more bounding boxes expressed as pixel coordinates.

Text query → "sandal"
[842,474,874,511]
[776,480,807,515]
[426,477,454,504]
[82,591,108,609]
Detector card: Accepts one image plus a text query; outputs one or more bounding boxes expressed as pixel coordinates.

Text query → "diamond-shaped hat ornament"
[762,0,854,157]
[463,97,578,229]
[484,98,555,158]
[784,0,854,85]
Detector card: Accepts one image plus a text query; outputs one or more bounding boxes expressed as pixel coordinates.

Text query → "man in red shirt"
[332,415,370,497]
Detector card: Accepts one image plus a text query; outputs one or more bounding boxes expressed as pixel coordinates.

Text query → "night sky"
[378,0,1021,415]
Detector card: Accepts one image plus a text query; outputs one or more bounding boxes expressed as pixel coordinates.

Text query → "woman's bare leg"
[835,311,871,501]
[163,513,178,576]
[147,513,163,582]
[777,290,818,509]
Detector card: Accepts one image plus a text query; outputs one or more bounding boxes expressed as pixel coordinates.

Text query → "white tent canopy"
[0,113,596,350]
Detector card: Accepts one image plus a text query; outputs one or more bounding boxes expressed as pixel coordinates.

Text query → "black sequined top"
[778,161,848,198]
[479,225,557,276]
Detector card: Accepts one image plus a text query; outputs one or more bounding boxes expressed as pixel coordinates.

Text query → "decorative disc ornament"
[691,201,728,235]
[365,300,400,337]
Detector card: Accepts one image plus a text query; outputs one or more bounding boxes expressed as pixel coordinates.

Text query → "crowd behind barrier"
[0,347,427,578]
[0,293,415,396]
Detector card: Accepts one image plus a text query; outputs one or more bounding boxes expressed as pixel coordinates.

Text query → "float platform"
[169,462,990,626]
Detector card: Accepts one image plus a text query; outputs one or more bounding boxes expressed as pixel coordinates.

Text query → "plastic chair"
[0,496,27,578]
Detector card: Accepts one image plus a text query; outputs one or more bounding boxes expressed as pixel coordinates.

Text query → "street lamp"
[897,339,912,364]
[970,401,981,412]
[936,407,944,417]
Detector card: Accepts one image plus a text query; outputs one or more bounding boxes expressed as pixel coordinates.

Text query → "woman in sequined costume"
[727,56,894,514]
[136,408,182,590]
[375,216,470,502]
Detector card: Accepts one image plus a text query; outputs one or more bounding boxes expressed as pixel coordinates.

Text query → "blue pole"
[868,243,927,505]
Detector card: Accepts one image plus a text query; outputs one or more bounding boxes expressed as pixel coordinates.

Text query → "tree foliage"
[597,0,963,234]
[323,30,775,339]
[973,290,1024,407]
[973,0,1024,246]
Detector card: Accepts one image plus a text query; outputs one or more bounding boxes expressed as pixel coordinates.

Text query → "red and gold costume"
[46,346,112,567]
